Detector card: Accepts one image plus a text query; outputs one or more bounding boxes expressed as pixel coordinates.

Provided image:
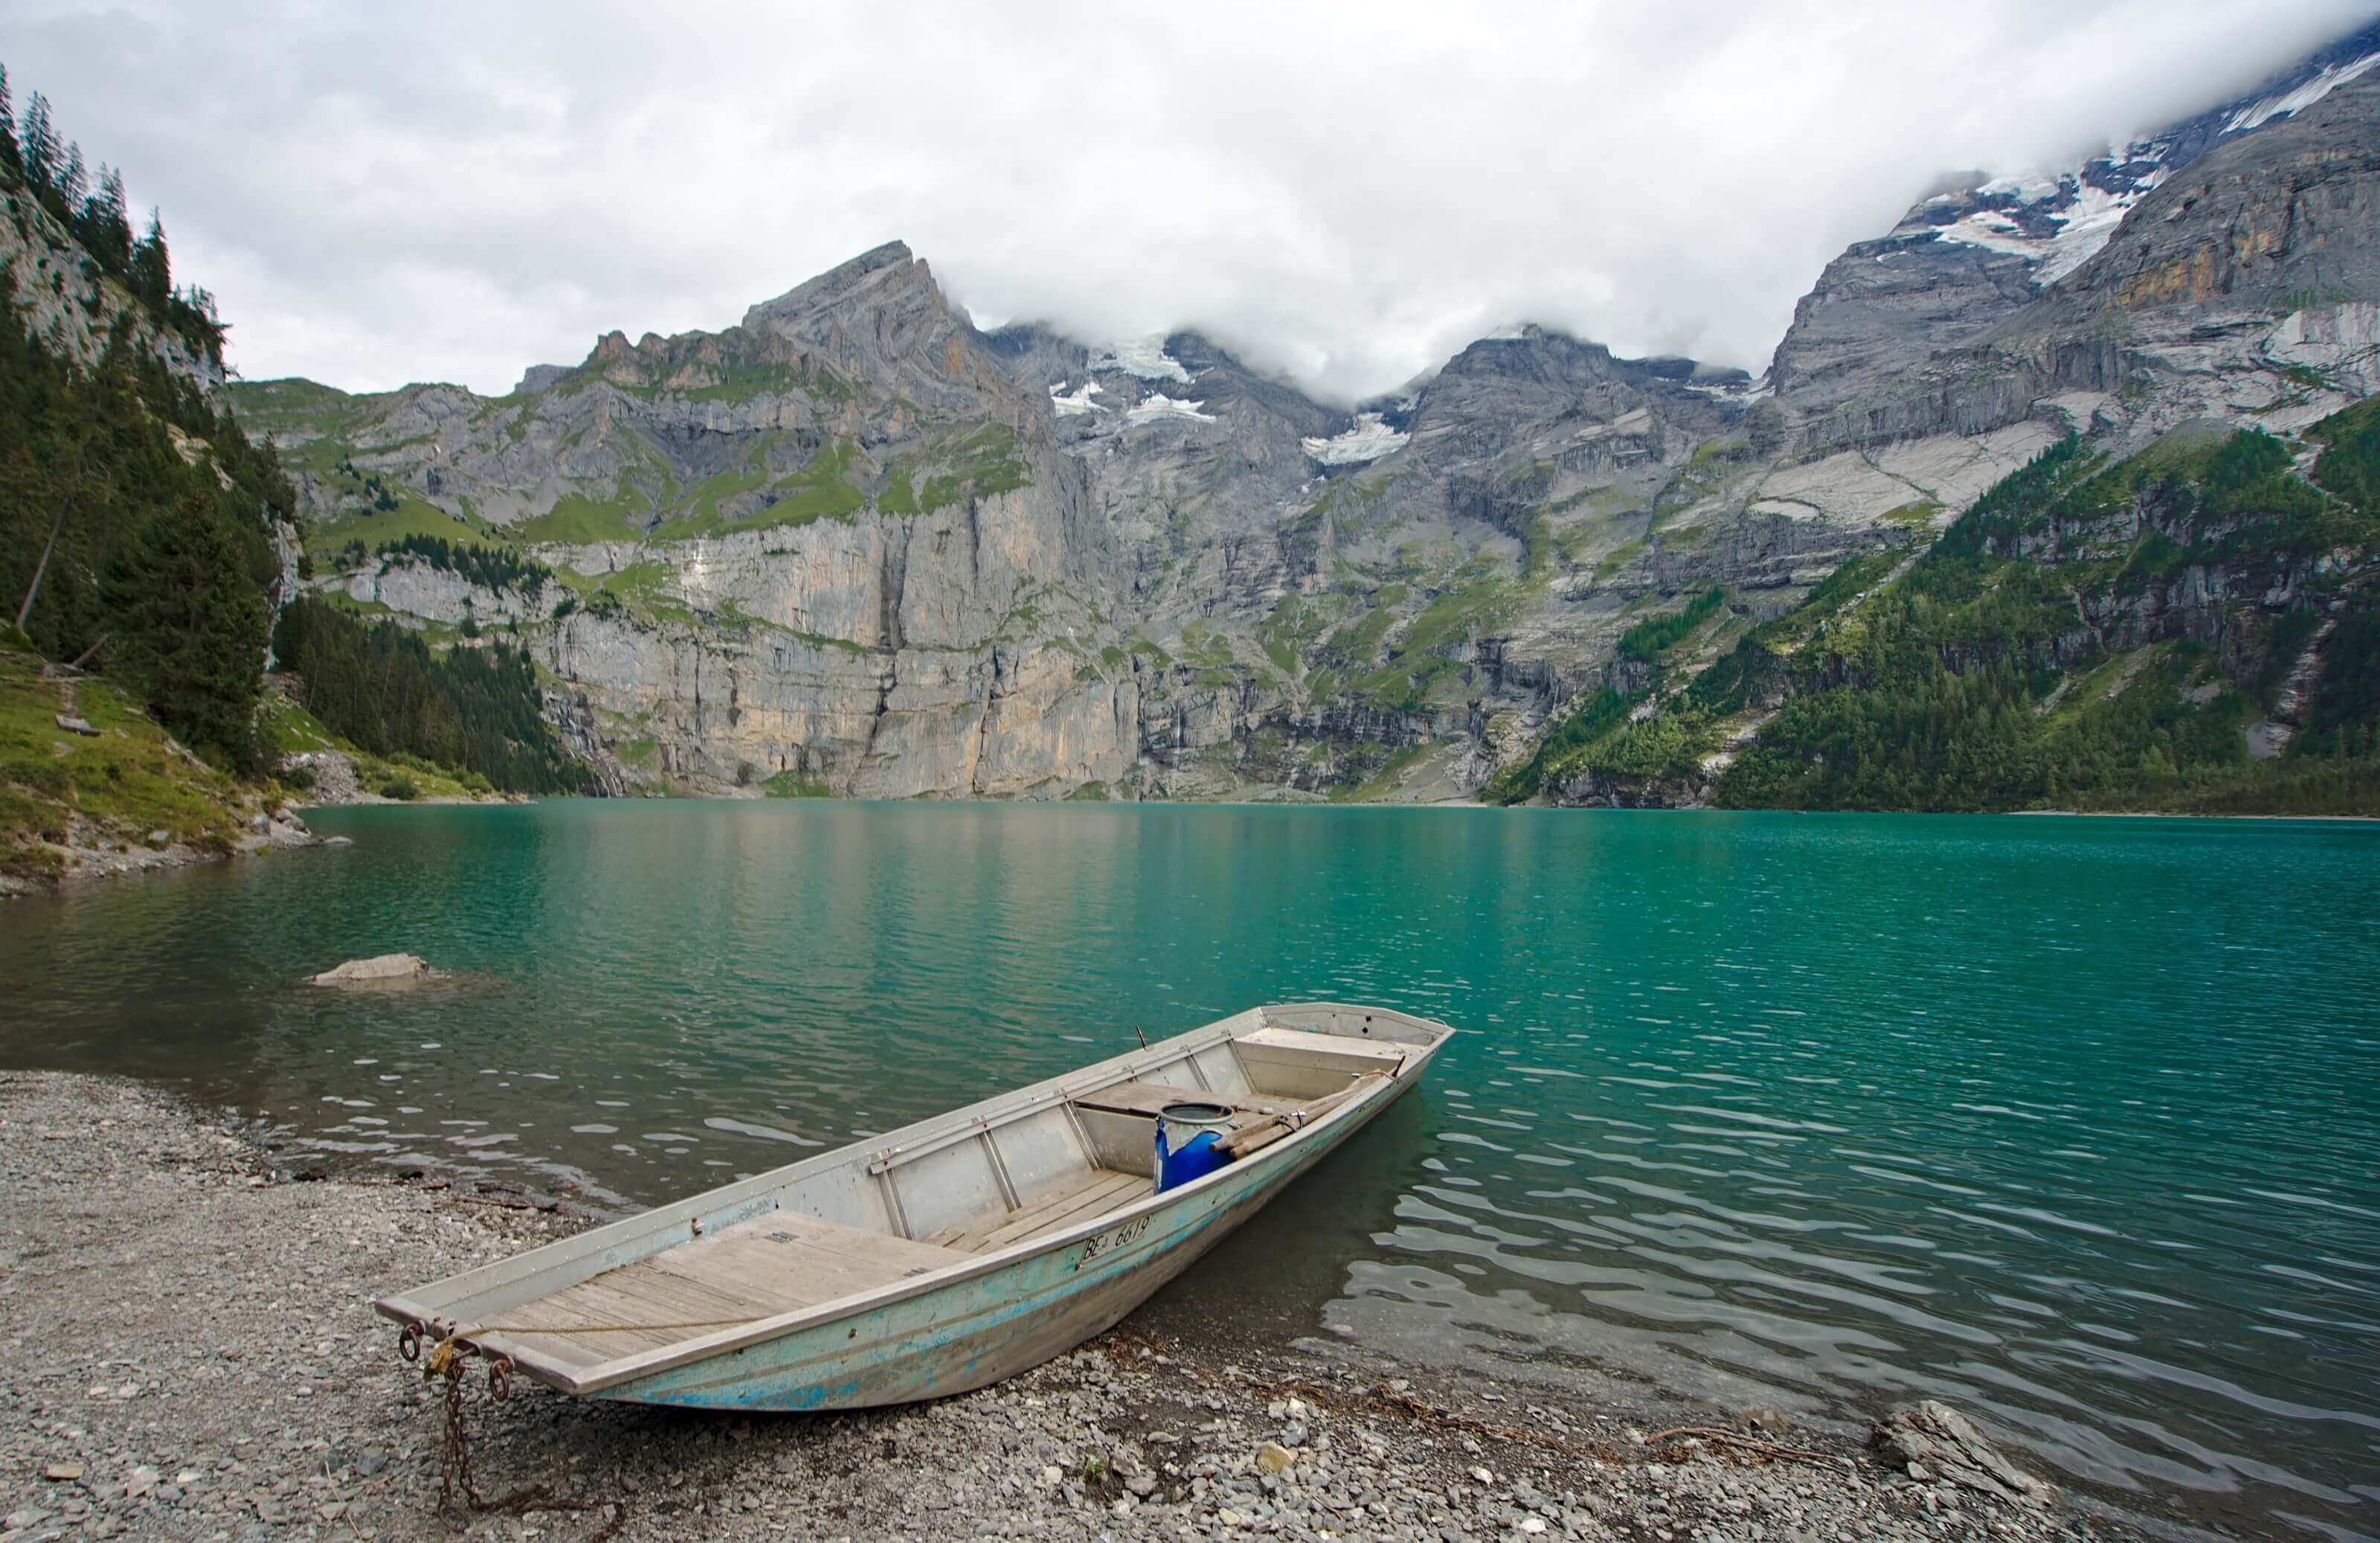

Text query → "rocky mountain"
[1,205,222,397]
[1502,404,2380,815]
[228,22,2380,808]
[1773,20,2380,451]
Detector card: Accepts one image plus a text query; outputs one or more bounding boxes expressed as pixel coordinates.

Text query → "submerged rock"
[309,954,434,987]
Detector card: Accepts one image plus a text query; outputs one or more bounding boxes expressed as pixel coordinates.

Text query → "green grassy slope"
[0,635,257,885]
[1531,409,2380,815]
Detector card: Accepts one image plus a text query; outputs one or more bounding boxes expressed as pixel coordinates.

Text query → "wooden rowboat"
[375,1002,1454,1411]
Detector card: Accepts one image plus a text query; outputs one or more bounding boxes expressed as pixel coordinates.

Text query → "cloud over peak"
[8,0,2372,402]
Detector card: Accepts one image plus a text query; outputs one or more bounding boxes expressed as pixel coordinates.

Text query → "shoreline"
[321,792,2380,821]
[0,812,319,899]
[0,1069,2109,1542]
[17,795,2369,900]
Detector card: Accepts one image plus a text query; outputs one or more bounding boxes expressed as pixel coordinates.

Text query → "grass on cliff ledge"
[312,492,510,553]
[650,440,866,540]
[255,692,488,801]
[762,769,835,798]
[0,638,251,884]
[512,478,658,545]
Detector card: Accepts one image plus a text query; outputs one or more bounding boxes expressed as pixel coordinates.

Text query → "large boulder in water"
[1872,1400,2052,1505]
[311,954,434,987]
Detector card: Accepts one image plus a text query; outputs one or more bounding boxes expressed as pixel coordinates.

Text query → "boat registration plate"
[1080,1213,1151,1263]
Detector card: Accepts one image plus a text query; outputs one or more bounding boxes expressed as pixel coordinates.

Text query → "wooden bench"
[926,1167,1148,1254]
[484,1211,969,1370]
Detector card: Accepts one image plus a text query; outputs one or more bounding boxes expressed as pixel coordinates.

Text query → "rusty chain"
[434,1350,479,1518]
[408,1323,621,1538]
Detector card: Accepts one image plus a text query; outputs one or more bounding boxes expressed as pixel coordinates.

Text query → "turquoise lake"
[2,802,2376,1537]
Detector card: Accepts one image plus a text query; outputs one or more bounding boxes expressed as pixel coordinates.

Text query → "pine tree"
[102,495,270,775]
[86,165,131,266]
[18,89,59,192]
[0,63,17,176]
[130,209,170,307]
[60,139,86,209]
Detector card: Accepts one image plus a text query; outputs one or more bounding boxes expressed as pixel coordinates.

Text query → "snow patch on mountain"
[1688,376,1772,407]
[1909,155,2169,289]
[2223,49,2380,134]
[1049,379,1105,417]
[1088,337,1194,383]
[1124,393,1216,426]
[2033,181,2147,286]
[1895,37,2380,293]
[1976,171,2065,203]
[1301,412,1409,465]
[1925,207,2047,261]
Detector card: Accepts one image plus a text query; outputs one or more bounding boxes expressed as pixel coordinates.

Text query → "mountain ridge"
[214,19,2380,809]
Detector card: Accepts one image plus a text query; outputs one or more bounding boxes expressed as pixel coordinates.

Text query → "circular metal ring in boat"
[398,1321,422,1363]
[1157,1102,1235,1131]
[488,1355,515,1402]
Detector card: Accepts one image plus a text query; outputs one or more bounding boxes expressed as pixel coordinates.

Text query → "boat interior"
[392,1004,1447,1379]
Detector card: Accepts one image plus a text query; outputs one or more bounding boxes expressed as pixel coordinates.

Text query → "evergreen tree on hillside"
[272,597,584,793]
[129,211,170,309]
[0,54,576,794]
[102,495,269,774]
[17,89,58,194]
[0,65,17,179]
[0,55,580,803]
[59,139,86,210]
[1,315,286,768]
[0,65,223,365]
[80,166,132,267]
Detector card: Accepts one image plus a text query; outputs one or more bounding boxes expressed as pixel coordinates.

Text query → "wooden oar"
[1217,1071,1389,1159]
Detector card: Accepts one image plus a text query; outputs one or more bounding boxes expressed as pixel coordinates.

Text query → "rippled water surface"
[4,803,2376,1536]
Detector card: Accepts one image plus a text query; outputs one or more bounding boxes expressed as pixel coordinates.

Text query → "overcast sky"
[6,1,2374,402]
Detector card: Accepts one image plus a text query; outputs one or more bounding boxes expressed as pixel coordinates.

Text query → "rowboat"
[374,1002,1454,1411]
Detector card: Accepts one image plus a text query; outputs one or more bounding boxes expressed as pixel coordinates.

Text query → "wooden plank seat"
[927,1166,1147,1254]
[483,1212,969,1370]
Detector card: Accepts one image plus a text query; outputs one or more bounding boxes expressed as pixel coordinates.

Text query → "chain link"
[436,1354,477,1518]
[414,1324,621,1537]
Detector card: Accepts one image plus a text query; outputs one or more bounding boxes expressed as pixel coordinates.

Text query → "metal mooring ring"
[398,1321,423,1363]
[487,1355,515,1402]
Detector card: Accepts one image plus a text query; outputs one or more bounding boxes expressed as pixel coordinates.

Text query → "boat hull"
[603,1065,1418,1410]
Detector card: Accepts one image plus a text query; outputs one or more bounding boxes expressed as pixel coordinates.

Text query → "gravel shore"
[0,1071,2111,1542]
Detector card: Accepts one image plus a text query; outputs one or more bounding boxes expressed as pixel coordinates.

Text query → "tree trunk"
[13,488,74,635]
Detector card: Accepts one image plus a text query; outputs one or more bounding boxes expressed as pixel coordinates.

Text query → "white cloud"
[4,0,2370,401]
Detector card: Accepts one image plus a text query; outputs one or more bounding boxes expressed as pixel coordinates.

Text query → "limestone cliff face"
[234,26,2380,803]
[527,482,1136,798]
[250,243,1151,799]
[0,187,223,394]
